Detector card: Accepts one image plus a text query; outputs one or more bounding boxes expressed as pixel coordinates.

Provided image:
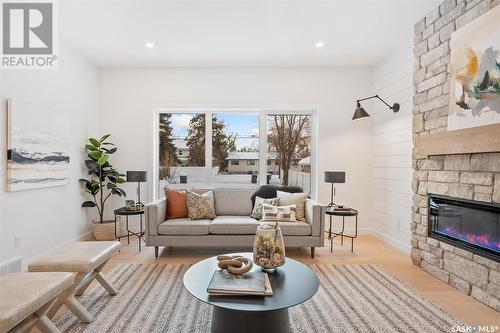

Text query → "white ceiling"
[59,0,440,68]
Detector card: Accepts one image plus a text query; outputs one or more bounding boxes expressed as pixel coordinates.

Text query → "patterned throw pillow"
[250,196,280,220]
[186,190,216,220]
[261,203,297,222]
[277,191,308,221]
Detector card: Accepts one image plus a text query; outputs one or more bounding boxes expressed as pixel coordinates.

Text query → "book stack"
[334,207,352,211]
[207,270,273,296]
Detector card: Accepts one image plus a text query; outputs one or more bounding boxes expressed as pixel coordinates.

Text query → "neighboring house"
[226,151,281,174]
[298,156,311,173]
[173,138,189,166]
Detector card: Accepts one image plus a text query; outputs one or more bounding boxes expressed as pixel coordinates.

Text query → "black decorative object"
[324,171,345,209]
[127,171,147,207]
[352,95,400,120]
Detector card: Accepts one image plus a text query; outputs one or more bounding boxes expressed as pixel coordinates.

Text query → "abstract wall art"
[6,99,70,191]
[448,5,500,131]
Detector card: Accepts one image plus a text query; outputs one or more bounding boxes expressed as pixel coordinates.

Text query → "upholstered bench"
[28,241,121,323]
[0,272,74,333]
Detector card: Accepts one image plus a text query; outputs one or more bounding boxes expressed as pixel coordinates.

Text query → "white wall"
[99,67,373,231]
[0,43,100,264]
[369,44,413,252]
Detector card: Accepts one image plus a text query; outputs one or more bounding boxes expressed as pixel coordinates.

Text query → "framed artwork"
[6,99,70,191]
[447,5,500,131]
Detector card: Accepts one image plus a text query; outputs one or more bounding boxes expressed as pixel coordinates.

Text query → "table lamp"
[324,171,345,209]
[127,171,147,207]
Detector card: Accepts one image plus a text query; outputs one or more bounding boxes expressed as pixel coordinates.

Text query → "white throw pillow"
[251,196,280,220]
[276,191,308,221]
[261,203,297,222]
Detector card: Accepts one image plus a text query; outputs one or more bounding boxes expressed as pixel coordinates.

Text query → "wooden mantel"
[415,123,500,156]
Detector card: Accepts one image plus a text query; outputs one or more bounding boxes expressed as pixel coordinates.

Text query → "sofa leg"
[311,247,315,258]
[154,246,159,258]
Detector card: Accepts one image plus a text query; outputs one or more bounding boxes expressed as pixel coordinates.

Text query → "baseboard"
[0,255,22,274]
[21,230,94,271]
[369,228,411,254]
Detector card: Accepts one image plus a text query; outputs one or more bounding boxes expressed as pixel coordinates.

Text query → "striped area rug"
[53,264,463,333]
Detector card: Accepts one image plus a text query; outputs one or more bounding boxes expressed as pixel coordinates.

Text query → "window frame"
[152,109,317,200]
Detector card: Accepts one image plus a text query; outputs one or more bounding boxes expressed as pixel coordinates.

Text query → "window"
[158,113,205,195]
[212,114,259,188]
[155,111,315,198]
[267,115,311,194]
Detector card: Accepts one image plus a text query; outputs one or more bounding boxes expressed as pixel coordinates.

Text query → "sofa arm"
[305,199,325,238]
[145,199,166,236]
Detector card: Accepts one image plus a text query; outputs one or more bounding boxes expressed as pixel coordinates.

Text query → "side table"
[114,207,145,251]
[325,208,358,253]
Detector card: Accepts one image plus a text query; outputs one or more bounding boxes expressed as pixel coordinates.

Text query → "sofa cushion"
[250,185,304,207]
[209,216,259,235]
[214,188,254,216]
[250,196,280,219]
[261,221,311,236]
[165,188,188,219]
[261,204,297,222]
[158,218,211,235]
[277,191,308,222]
[186,190,216,220]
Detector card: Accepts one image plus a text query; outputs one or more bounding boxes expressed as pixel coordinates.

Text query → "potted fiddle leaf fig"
[80,134,126,240]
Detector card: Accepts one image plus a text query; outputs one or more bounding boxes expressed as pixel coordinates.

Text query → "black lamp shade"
[127,171,147,183]
[324,171,345,183]
[352,102,370,120]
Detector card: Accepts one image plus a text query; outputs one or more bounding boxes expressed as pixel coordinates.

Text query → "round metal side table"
[114,207,145,251]
[325,208,359,253]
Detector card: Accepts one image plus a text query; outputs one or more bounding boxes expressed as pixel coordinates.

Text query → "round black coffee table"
[183,253,319,333]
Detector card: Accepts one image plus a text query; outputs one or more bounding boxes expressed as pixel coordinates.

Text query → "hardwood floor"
[106,235,500,327]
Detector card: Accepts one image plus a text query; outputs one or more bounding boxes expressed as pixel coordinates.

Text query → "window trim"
[152,108,317,200]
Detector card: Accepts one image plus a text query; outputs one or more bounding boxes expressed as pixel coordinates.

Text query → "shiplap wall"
[369,43,413,253]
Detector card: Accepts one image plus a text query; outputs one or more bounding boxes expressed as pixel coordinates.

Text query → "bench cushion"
[28,241,121,273]
[0,272,74,333]
[209,216,259,235]
[261,221,312,236]
[158,218,211,235]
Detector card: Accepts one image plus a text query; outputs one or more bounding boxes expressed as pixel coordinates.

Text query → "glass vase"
[253,223,286,272]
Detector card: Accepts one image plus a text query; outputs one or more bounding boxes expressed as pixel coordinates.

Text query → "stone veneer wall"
[411,0,500,311]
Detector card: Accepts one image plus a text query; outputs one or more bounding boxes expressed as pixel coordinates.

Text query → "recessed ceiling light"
[315,41,324,49]
[145,42,155,49]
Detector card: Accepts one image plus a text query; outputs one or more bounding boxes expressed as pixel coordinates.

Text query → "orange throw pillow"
[165,188,188,219]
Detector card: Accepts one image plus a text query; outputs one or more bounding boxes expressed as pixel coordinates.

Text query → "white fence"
[284,170,311,194]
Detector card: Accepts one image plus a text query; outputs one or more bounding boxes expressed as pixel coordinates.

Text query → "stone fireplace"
[411,0,500,311]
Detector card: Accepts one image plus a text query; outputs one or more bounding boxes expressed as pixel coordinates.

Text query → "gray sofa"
[145,188,325,258]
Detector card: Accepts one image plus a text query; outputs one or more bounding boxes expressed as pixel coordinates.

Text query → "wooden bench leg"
[16,298,62,333]
[47,272,89,321]
[95,272,118,295]
[63,295,93,323]
[36,315,61,333]
[75,260,117,296]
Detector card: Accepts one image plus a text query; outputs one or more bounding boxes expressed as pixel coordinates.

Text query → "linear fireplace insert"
[428,195,500,262]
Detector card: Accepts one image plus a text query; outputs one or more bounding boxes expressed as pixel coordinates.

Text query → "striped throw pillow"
[262,203,297,222]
